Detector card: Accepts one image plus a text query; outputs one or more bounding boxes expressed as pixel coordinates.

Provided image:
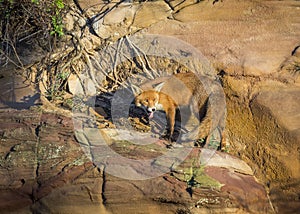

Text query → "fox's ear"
[131,84,143,96]
[154,82,164,92]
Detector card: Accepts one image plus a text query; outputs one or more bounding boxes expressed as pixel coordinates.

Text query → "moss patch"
[171,150,223,190]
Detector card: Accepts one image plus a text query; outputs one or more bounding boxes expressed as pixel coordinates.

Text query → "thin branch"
[112,37,124,84]
[128,36,159,77]
[125,35,154,79]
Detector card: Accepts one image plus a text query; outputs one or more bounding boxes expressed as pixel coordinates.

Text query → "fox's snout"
[146,107,156,119]
[147,107,156,113]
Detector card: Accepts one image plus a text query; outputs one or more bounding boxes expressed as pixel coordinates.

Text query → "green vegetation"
[46,69,70,101]
[0,0,67,63]
[172,155,223,196]
[50,0,65,37]
[0,0,70,103]
[184,165,223,190]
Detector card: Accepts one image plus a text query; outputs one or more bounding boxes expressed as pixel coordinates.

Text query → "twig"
[92,54,123,87]
[112,37,124,84]
[125,35,156,79]
[0,49,24,70]
[18,30,43,43]
[60,34,83,75]
[128,36,159,77]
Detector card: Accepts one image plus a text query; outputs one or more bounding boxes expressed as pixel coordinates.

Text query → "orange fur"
[132,73,226,147]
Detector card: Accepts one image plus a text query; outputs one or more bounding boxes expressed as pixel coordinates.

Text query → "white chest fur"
[155,103,164,111]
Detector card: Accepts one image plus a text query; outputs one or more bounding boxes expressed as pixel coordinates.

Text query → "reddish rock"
[0,110,273,213]
[205,166,270,213]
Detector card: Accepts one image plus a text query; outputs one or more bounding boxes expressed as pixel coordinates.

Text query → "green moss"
[172,154,223,190]
[180,165,223,190]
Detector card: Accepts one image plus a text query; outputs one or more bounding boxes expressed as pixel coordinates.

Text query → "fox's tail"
[181,112,212,142]
[181,104,226,148]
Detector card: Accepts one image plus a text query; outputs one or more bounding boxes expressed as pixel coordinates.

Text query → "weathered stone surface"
[132,1,172,28]
[0,111,91,212]
[76,1,172,41]
[0,66,39,110]
[140,1,300,211]
[103,4,135,26]
[169,0,198,12]
[250,85,300,213]
[104,148,272,213]
[204,166,270,213]
[255,86,300,134]
[2,0,300,213]
[31,166,107,214]
[146,0,300,76]
[204,149,253,175]
[0,110,272,213]
[251,86,300,178]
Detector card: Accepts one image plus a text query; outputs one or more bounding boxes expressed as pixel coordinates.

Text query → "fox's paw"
[166,142,183,149]
[160,133,171,141]
[194,138,206,147]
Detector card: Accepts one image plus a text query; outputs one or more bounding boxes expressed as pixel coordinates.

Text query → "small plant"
[46,69,70,101]
[183,163,223,197]
[50,0,65,37]
[0,0,67,60]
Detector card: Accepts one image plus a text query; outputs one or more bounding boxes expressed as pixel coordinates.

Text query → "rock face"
[139,0,300,212]
[0,65,39,110]
[0,110,101,213]
[146,0,300,77]
[1,0,300,213]
[0,110,272,213]
[250,86,300,213]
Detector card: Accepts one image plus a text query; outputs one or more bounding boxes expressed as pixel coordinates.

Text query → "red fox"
[131,72,226,148]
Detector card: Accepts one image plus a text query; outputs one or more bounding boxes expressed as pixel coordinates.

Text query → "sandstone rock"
[31,164,105,214]
[64,13,75,31]
[78,1,173,41]
[224,76,250,98]
[133,1,172,28]
[2,0,300,212]
[103,4,136,26]
[169,0,198,12]
[76,0,106,11]
[0,67,39,110]
[68,73,98,96]
[67,73,79,95]
[255,86,300,133]
[0,110,272,213]
[204,150,253,175]
[103,146,272,213]
[243,52,285,76]
[146,0,300,76]
[251,86,300,178]
[250,86,300,212]
[204,166,270,213]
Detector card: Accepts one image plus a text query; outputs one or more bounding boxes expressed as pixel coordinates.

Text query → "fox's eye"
[145,99,148,102]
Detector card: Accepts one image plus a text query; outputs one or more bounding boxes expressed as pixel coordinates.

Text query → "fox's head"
[131,82,164,118]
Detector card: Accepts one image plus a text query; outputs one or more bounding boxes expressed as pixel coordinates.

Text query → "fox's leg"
[165,108,176,141]
[181,104,212,142]
[197,106,212,140]
[220,129,228,151]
